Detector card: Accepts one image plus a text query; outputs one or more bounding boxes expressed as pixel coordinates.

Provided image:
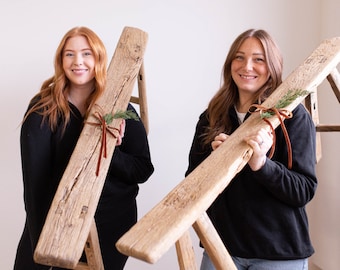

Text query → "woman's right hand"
[211,133,229,150]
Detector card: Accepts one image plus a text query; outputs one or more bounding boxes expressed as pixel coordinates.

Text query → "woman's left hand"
[116,119,126,146]
[244,128,273,171]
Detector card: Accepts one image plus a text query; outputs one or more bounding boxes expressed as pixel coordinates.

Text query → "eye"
[64,52,74,57]
[83,51,92,56]
[235,55,244,61]
[255,57,265,62]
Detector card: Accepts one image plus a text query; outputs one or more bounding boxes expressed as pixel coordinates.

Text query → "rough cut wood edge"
[116,37,340,264]
[34,26,148,269]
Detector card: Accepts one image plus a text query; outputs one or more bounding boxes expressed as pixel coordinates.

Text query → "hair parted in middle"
[202,29,283,146]
[26,26,108,132]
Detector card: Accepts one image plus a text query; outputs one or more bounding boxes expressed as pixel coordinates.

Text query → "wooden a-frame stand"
[74,63,149,270]
[116,37,340,270]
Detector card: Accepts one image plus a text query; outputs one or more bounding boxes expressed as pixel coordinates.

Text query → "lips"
[240,74,257,79]
[71,69,88,74]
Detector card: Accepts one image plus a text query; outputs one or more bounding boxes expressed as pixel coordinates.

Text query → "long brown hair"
[203,29,283,146]
[25,26,107,132]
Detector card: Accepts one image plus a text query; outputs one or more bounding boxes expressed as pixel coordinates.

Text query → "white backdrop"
[1,0,339,269]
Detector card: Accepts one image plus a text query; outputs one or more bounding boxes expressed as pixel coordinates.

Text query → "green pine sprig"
[102,110,140,125]
[261,89,309,119]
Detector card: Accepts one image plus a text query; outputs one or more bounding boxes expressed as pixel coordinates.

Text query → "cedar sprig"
[103,110,139,125]
[261,89,309,119]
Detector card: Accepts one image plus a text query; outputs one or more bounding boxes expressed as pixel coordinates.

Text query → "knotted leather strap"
[86,111,120,176]
[249,104,293,169]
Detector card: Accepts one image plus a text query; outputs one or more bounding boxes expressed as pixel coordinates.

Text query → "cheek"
[62,59,70,70]
[231,62,238,78]
[90,64,96,75]
[258,65,269,78]
[265,70,270,81]
[262,64,269,75]
[90,60,97,74]
[88,57,96,67]
[231,61,238,72]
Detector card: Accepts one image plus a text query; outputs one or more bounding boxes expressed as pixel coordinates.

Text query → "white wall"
[1,0,338,269]
[307,0,340,270]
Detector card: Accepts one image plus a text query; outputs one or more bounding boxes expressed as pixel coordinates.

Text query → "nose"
[74,54,83,66]
[244,59,253,71]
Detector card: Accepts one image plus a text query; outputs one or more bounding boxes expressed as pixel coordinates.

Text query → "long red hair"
[25,26,107,132]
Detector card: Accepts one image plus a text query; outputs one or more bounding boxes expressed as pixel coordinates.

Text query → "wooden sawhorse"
[75,63,149,270]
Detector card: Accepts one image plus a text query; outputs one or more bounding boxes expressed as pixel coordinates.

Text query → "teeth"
[241,75,255,79]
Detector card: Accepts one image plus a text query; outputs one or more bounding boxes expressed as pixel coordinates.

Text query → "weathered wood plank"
[34,27,148,269]
[175,230,198,270]
[304,90,322,162]
[116,37,340,264]
[74,262,90,270]
[137,63,149,134]
[316,124,340,131]
[74,221,103,270]
[193,213,237,270]
[327,68,340,103]
[83,221,104,270]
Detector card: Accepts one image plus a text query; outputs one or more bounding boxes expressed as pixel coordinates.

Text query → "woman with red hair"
[14,26,154,270]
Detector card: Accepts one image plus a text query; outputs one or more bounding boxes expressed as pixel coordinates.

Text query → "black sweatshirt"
[186,104,317,260]
[15,101,154,269]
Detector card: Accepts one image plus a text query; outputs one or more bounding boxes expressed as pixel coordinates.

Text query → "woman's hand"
[116,119,126,146]
[211,133,229,151]
[245,128,273,171]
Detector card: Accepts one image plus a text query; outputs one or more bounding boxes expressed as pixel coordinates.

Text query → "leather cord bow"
[86,111,120,176]
[249,104,293,169]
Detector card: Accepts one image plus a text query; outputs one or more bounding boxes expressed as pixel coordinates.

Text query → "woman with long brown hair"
[14,26,154,270]
[186,29,316,270]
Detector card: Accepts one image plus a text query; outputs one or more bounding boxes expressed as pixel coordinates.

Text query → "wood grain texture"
[34,27,148,269]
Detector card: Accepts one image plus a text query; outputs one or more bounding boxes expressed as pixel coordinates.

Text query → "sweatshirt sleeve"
[253,104,317,207]
[107,104,154,184]
[20,111,53,251]
[185,111,211,177]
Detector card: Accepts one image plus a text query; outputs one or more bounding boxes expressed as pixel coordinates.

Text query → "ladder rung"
[316,124,340,132]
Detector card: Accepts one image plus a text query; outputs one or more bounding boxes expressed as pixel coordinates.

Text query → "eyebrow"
[63,48,92,52]
[236,51,264,56]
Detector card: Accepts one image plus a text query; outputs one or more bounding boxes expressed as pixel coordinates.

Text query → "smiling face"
[62,35,96,90]
[231,37,270,98]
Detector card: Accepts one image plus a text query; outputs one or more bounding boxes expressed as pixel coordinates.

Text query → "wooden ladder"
[116,37,340,270]
[74,63,150,270]
[305,68,340,162]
